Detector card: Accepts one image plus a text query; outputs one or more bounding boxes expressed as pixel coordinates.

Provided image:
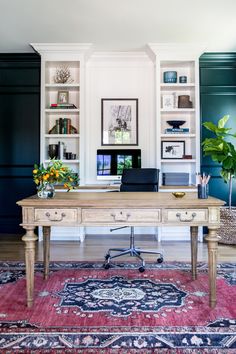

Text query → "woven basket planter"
[217,207,236,245]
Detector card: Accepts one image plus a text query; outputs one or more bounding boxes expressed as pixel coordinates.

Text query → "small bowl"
[167,120,186,129]
[172,192,186,199]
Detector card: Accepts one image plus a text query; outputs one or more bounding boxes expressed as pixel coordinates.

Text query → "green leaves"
[202,116,236,207]
[202,116,236,183]
[202,116,232,136]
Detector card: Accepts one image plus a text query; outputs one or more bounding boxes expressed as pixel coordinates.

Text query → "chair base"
[104,227,163,272]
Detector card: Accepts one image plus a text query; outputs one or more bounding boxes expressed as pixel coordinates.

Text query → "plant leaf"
[202,121,218,133]
[218,115,229,129]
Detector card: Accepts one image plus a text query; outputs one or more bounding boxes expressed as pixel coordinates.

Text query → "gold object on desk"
[172,192,186,198]
[17,191,224,309]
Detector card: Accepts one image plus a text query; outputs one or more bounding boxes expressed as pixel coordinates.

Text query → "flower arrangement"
[33,159,79,191]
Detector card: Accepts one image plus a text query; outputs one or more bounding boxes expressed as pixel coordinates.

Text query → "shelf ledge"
[45,134,80,138]
[161,159,196,163]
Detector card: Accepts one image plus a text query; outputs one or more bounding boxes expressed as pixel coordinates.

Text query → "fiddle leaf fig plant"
[202,115,236,209]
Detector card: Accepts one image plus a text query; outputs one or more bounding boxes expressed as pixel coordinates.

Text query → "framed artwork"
[162,94,175,110]
[161,140,185,159]
[101,98,138,145]
[57,90,69,104]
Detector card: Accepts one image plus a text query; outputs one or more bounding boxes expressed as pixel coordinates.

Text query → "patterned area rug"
[0,261,236,353]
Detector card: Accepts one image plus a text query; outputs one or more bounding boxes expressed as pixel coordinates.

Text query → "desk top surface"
[17,192,225,208]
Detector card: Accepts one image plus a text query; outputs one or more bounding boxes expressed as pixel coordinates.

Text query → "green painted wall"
[200,53,236,206]
[0,54,40,233]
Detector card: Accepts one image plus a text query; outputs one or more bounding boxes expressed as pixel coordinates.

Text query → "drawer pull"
[111,212,131,222]
[176,212,196,222]
[45,212,66,222]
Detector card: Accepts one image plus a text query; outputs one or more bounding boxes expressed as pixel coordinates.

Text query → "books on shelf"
[50,103,77,109]
[164,128,190,134]
[48,118,78,134]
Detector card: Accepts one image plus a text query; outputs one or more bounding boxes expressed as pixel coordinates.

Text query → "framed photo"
[161,140,185,159]
[162,94,175,110]
[101,98,138,145]
[57,90,69,104]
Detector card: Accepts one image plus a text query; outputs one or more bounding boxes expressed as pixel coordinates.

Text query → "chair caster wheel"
[139,266,145,273]
[157,257,163,264]
[104,263,110,269]
[105,254,110,260]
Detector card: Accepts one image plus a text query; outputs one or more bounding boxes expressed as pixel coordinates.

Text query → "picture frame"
[57,90,69,104]
[161,140,185,159]
[162,94,175,110]
[101,98,138,145]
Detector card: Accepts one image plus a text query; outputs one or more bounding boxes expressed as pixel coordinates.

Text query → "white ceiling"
[1,0,236,53]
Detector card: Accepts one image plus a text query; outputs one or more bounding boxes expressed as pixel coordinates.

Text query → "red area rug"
[0,261,236,353]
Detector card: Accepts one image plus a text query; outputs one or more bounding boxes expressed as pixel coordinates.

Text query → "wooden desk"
[17,192,224,308]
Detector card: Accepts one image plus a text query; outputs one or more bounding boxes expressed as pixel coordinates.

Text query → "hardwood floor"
[0,233,235,263]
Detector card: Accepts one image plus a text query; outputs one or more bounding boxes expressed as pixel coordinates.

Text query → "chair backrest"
[120,168,159,192]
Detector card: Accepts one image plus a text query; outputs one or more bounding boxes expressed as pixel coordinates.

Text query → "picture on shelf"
[101,98,138,145]
[57,90,69,104]
[162,94,176,110]
[161,140,185,159]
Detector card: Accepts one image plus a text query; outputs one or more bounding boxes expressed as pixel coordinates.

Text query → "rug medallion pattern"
[57,275,187,316]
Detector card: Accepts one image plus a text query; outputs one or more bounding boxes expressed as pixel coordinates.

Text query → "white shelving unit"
[148,43,205,189]
[30,44,92,242]
[30,43,92,185]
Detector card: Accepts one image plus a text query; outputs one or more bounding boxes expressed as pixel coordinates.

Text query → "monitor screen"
[97,149,141,181]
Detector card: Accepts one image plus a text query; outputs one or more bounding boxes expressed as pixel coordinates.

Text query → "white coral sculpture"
[54,66,74,84]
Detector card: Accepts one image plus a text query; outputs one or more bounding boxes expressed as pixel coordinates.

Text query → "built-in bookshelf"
[30,43,92,185]
[148,44,205,188]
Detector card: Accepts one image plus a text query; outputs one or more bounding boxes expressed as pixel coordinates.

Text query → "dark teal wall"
[200,53,236,206]
[0,54,40,233]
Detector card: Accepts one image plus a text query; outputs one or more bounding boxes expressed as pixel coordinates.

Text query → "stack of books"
[50,103,77,109]
[165,128,189,134]
[49,118,78,134]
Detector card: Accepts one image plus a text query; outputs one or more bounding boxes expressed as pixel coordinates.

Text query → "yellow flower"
[33,169,38,174]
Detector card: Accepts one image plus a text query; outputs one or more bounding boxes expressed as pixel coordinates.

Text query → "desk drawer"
[35,208,80,224]
[82,208,161,224]
[164,209,208,224]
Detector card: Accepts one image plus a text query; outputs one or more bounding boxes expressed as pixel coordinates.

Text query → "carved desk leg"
[190,226,198,280]
[22,227,38,307]
[205,227,219,308]
[43,226,51,280]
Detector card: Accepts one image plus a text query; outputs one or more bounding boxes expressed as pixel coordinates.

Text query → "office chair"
[104,168,163,272]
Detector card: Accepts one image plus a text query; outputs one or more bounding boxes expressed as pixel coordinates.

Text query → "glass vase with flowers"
[33,159,79,198]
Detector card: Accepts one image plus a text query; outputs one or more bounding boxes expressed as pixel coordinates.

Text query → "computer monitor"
[97,149,141,181]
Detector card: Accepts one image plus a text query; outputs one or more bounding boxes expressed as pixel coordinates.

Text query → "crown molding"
[147,43,207,60]
[30,43,93,57]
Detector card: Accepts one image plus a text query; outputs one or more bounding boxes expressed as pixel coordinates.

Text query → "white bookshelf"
[148,43,205,188]
[30,43,92,185]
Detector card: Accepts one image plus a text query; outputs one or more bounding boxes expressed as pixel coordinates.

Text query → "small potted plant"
[202,115,236,244]
[33,159,79,198]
